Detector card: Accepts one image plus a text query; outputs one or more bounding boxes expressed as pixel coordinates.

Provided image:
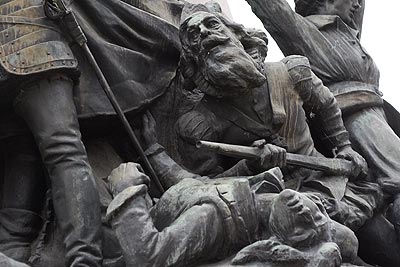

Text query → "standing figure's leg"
[344,106,400,266]
[14,74,103,267]
[344,107,400,191]
[0,135,45,263]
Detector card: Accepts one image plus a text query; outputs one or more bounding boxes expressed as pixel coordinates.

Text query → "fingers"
[267,144,286,168]
[142,111,156,131]
[142,113,150,138]
[336,152,349,160]
[147,111,156,127]
[259,145,272,168]
[259,144,286,169]
[278,149,285,168]
[269,145,279,167]
[252,139,266,148]
[135,173,151,186]
[136,163,145,173]
[354,155,368,178]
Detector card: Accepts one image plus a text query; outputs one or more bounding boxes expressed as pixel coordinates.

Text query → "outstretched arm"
[245,0,326,57]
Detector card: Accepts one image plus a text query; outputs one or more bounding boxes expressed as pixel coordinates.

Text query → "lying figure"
[104,158,368,267]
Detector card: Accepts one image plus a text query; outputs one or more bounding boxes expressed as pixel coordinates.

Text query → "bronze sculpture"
[244,0,400,264]
[0,0,103,265]
[0,0,398,266]
[105,157,365,266]
[175,10,380,232]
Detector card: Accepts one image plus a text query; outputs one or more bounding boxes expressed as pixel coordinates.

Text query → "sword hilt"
[44,0,87,46]
[44,0,68,19]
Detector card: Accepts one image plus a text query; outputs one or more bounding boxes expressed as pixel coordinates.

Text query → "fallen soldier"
[105,161,368,267]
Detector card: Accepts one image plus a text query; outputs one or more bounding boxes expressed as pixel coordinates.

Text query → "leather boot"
[0,208,42,263]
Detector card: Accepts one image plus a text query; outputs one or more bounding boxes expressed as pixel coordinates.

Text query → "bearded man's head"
[179,11,268,98]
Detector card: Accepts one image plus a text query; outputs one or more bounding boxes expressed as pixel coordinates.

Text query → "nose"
[352,0,361,9]
[199,25,210,38]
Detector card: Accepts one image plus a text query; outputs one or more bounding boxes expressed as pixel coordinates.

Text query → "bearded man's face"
[181,12,266,97]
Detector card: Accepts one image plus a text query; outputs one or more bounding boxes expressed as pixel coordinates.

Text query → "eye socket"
[206,19,220,29]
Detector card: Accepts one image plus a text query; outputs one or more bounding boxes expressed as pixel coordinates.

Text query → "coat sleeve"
[245,0,327,57]
[176,110,259,177]
[176,110,226,176]
[283,55,351,150]
[145,143,207,189]
[106,185,224,267]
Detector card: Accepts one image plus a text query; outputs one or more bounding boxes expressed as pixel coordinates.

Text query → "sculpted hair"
[295,0,326,17]
[179,12,268,91]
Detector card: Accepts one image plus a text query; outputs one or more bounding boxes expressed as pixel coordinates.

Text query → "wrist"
[144,143,165,157]
[337,144,351,153]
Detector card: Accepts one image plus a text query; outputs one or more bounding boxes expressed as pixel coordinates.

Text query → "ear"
[179,53,197,91]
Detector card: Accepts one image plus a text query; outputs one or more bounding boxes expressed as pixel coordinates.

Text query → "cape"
[70,0,183,119]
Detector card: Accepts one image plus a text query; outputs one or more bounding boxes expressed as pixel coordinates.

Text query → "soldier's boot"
[14,75,103,267]
[0,208,42,263]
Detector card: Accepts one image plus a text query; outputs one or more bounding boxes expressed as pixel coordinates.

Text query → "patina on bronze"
[44,0,165,194]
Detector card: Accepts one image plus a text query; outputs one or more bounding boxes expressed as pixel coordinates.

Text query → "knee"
[37,126,87,167]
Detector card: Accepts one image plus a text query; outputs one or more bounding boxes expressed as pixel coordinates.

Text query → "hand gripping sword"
[44,0,165,194]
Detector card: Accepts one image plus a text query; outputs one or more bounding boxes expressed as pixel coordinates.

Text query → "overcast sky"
[228,1,400,110]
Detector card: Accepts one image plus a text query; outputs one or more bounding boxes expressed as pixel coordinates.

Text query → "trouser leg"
[356,214,400,267]
[0,135,45,263]
[343,107,400,192]
[14,75,103,267]
[0,209,42,262]
[1,135,45,213]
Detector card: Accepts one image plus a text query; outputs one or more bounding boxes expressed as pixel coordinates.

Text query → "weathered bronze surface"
[0,0,398,267]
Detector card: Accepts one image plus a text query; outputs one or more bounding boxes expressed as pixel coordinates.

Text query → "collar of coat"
[306,15,360,39]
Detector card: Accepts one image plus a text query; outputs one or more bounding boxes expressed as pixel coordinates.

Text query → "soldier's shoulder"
[281,55,312,84]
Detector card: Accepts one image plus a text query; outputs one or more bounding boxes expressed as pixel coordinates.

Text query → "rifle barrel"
[196,140,353,176]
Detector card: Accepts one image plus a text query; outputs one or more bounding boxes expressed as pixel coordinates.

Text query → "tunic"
[246,0,400,189]
[176,56,381,230]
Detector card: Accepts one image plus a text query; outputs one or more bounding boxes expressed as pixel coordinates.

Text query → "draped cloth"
[70,0,183,119]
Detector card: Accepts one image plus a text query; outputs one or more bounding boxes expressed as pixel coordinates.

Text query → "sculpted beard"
[197,34,266,96]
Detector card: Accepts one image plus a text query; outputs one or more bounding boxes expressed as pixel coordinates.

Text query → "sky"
[227,1,400,110]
